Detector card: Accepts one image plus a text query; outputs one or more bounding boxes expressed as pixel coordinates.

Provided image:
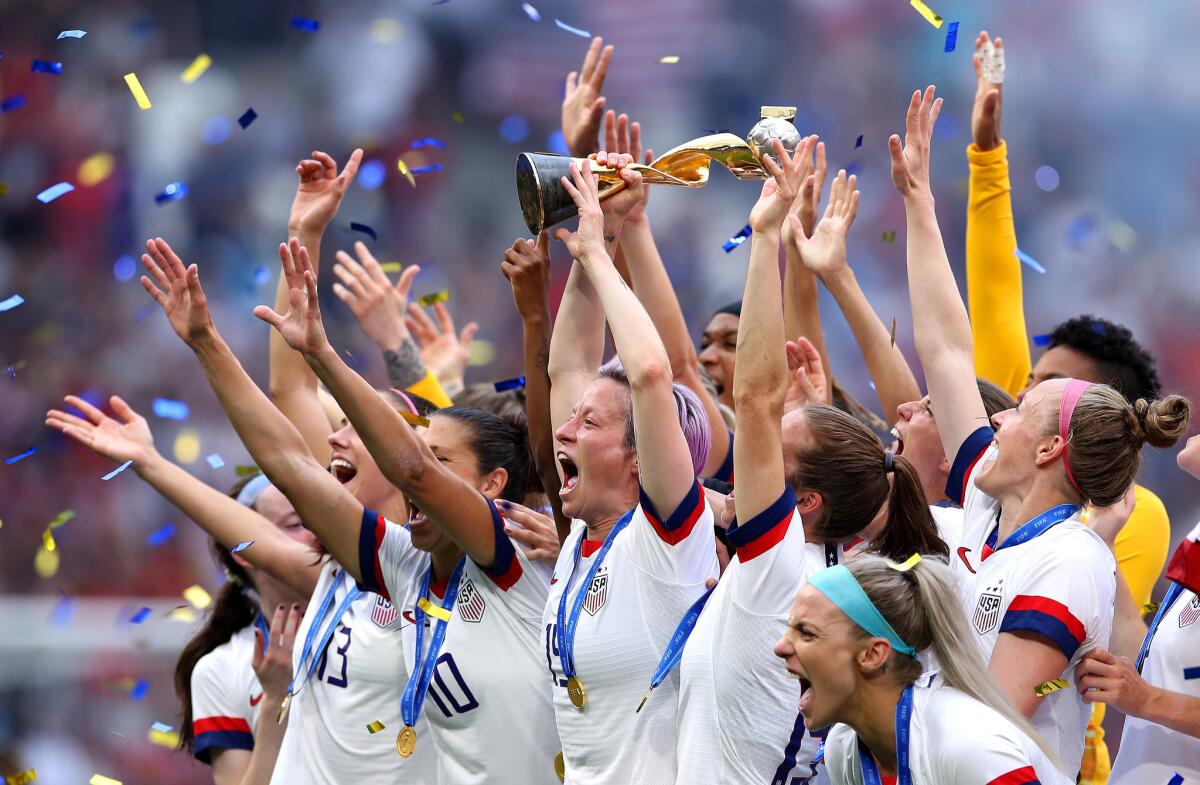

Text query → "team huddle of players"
[44,29,1200,785]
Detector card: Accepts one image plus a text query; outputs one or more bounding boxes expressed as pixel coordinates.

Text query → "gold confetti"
[379,262,403,273]
[148,728,181,747]
[42,529,56,552]
[909,0,944,28]
[418,597,452,622]
[889,317,898,348]
[1034,678,1068,697]
[396,159,416,188]
[881,230,896,243]
[657,56,680,64]
[78,153,115,187]
[49,509,76,529]
[888,553,921,572]
[6,768,37,785]
[1142,601,1159,615]
[89,775,122,785]
[173,428,201,464]
[183,584,213,609]
[34,545,60,578]
[123,73,152,110]
[417,290,450,307]
[370,19,402,43]
[399,411,431,429]
[0,183,8,197]
[181,54,212,83]
[366,720,386,733]
[451,111,465,124]
[467,339,495,367]
[234,464,260,476]
[166,605,197,623]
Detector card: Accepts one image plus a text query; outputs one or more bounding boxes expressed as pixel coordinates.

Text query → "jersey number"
[425,653,479,717]
[317,625,352,688]
[544,623,568,688]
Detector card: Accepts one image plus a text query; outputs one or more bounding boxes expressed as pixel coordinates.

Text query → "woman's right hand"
[46,394,156,466]
[790,169,860,280]
[501,232,552,321]
[783,336,829,414]
[888,86,943,201]
[140,237,216,347]
[970,31,1003,151]
[331,241,420,353]
[253,239,332,358]
[253,604,303,705]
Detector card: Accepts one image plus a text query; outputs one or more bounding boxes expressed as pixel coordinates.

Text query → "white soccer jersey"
[947,426,1115,772]
[269,558,439,785]
[543,481,718,785]
[1110,586,1200,785]
[191,622,263,763]
[678,487,838,785]
[823,674,1071,785]
[359,502,561,785]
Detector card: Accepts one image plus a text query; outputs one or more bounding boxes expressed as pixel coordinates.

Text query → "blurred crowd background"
[2,0,1200,781]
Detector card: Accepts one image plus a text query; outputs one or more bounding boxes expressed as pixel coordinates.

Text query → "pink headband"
[389,388,419,415]
[1058,378,1093,499]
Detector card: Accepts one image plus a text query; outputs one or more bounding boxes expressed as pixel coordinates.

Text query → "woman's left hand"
[497,500,562,564]
[253,239,332,358]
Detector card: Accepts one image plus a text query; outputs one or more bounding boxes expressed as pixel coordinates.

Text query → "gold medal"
[276,693,291,725]
[554,751,566,781]
[635,686,653,714]
[396,725,417,758]
[566,676,587,710]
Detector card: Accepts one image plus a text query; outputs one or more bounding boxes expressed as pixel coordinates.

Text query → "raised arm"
[547,258,606,441]
[889,86,989,460]
[561,36,612,158]
[257,240,502,569]
[140,237,369,581]
[45,394,320,598]
[792,171,921,421]
[272,150,362,465]
[502,232,570,540]
[405,299,477,401]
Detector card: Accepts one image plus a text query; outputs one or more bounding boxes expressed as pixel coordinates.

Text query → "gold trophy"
[516,107,802,235]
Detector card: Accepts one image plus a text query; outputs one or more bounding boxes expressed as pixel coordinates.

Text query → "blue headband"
[808,565,917,657]
[235,474,272,508]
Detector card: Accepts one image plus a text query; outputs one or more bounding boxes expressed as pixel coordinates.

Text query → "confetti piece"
[58,29,87,39]
[554,19,591,37]
[42,529,56,552]
[6,769,37,785]
[101,460,135,480]
[154,181,188,205]
[50,592,76,626]
[129,680,149,701]
[238,108,257,129]
[855,134,863,149]
[146,523,176,547]
[1,95,27,113]
[881,230,897,243]
[152,397,189,420]
[722,224,752,253]
[889,317,898,348]
[410,137,447,149]
[909,0,944,28]
[148,726,180,747]
[0,294,25,312]
[34,545,59,578]
[129,607,152,625]
[4,446,36,464]
[1184,667,1200,680]
[350,222,378,241]
[409,163,444,175]
[944,21,959,52]
[90,774,122,785]
[31,60,63,75]
[418,596,452,621]
[399,411,431,428]
[1141,601,1158,615]
[370,19,402,43]
[366,720,386,733]
[467,339,496,367]
[494,376,526,392]
[166,605,196,622]
[1034,678,1068,697]
[150,721,173,733]
[36,182,75,203]
[49,509,76,529]
[379,262,403,273]
[206,453,225,469]
[123,72,151,109]
[1033,334,1052,347]
[231,540,255,554]
[522,3,540,21]
[174,429,201,463]
[451,111,464,124]
[235,464,260,476]
[78,152,116,187]
[1167,775,1183,785]
[291,17,320,32]
[396,159,416,188]
[418,290,450,307]
[253,265,271,285]
[184,584,213,609]
[658,56,680,64]
[1014,248,1046,274]
[181,54,212,83]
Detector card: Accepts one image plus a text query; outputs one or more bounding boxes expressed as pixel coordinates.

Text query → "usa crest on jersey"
[457,578,487,623]
[371,594,399,628]
[583,565,609,616]
[974,583,1003,634]
[1180,595,1200,628]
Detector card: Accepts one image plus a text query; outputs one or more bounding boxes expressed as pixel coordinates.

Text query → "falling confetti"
[31,60,63,75]
[418,290,450,307]
[231,541,255,554]
[397,159,416,188]
[379,263,402,273]
[944,21,959,52]
[183,584,213,609]
[409,163,444,175]
[166,606,196,623]
[123,72,152,109]
[234,464,260,476]
[493,376,526,392]
[722,224,752,253]
[881,230,897,243]
[909,0,944,28]
[58,30,87,39]
[522,3,540,21]
[154,182,188,205]
[238,108,257,129]
[152,398,189,420]
[1014,248,1046,274]
[181,54,212,83]
[1,95,27,113]
[370,19,402,43]
[1033,334,1052,347]
[0,294,25,312]
[78,153,116,187]
[101,460,135,480]
[4,446,36,464]
[90,774,122,785]
[554,19,591,37]
[399,412,431,429]
[410,137,446,149]
[350,222,378,241]
[36,182,75,203]
[129,607,152,625]
[889,317,898,348]
[34,545,59,578]
[174,429,201,464]
[658,56,680,64]
[148,724,180,747]
[206,453,225,469]
[291,17,320,32]
[1183,667,1200,680]
[6,769,37,785]
[366,720,386,733]
[146,523,176,547]
[855,134,863,148]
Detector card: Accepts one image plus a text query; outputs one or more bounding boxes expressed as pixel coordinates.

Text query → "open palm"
[254,238,330,356]
[792,170,860,277]
[46,394,154,465]
[140,237,215,346]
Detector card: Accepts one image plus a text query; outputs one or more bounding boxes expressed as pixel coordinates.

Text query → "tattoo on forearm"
[604,234,616,245]
[383,339,426,389]
[535,347,550,374]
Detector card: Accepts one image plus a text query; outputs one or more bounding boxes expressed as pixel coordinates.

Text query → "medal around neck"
[566,675,587,710]
[396,725,417,758]
[554,752,566,781]
[515,106,800,234]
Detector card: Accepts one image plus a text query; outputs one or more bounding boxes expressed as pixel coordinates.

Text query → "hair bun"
[1136,395,1192,449]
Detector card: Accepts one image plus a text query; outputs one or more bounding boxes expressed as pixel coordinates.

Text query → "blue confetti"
[231,540,255,554]
[494,376,526,392]
[410,137,446,149]
[101,460,135,480]
[7,366,15,379]
[4,446,36,464]
[129,607,152,625]
[202,116,231,145]
[1067,214,1097,249]
[1014,248,1046,274]
[1,95,27,113]
[350,222,378,241]
[1090,320,1108,337]
[554,18,591,37]
[854,134,863,149]
[1168,775,1183,785]
[253,265,272,285]
[723,224,752,253]
[0,294,25,311]
[130,679,150,701]
[944,21,959,52]
[152,397,189,420]
[522,3,541,20]
[146,523,176,547]
[31,59,63,74]
[150,721,173,733]
[50,592,76,627]
[238,108,258,129]
[546,129,570,155]
[1033,334,1052,347]
[1183,666,1200,680]
[358,159,386,190]
[499,114,530,144]
[291,17,320,32]
[57,30,88,39]
[154,182,188,205]
[36,182,75,203]
[113,254,136,281]
[409,163,444,175]
[206,453,225,469]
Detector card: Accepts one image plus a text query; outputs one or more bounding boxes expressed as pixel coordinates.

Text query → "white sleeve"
[945,425,996,508]
[821,724,862,785]
[930,701,1054,785]
[725,487,808,615]
[476,498,550,619]
[191,648,255,763]
[357,507,425,604]
[628,479,719,585]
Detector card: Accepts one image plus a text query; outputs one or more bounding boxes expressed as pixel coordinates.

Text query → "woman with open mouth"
[775,555,1070,784]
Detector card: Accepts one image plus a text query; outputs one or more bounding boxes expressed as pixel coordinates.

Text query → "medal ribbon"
[1135,582,1186,673]
[637,582,716,711]
[992,503,1079,553]
[401,558,467,728]
[556,509,635,682]
[285,571,361,700]
[254,611,271,655]
[857,686,913,785]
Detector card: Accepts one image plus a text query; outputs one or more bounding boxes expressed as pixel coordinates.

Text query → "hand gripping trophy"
[515,106,802,235]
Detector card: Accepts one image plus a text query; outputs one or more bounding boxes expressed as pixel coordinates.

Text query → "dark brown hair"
[434,406,535,503]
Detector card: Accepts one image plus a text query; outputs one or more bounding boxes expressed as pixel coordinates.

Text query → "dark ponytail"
[434,406,536,503]
[871,454,949,560]
[174,476,263,753]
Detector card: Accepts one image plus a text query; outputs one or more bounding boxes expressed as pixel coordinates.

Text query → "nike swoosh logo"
[250,693,263,706]
[956,547,977,574]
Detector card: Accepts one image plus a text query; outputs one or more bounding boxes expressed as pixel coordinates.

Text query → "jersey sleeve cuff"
[984,766,1041,785]
[479,498,524,591]
[944,426,995,506]
[725,487,798,561]
[193,717,253,764]
[356,507,391,601]
[640,479,706,545]
[709,430,735,483]
[999,595,1086,660]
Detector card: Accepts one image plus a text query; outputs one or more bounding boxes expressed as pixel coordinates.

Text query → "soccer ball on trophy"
[746,106,801,168]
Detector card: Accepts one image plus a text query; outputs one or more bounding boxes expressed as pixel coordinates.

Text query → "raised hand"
[971,31,1003,151]
[783,336,829,414]
[780,136,826,246]
[140,237,216,346]
[406,300,478,394]
[554,160,608,262]
[602,111,653,223]
[790,169,860,278]
[502,232,553,321]
[591,151,645,227]
[562,37,613,158]
[253,604,303,704]
[46,394,156,466]
[748,138,810,233]
[331,241,420,352]
[253,239,330,357]
[889,85,943,200]
[497,500,561,564]
[288,149,364,236]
